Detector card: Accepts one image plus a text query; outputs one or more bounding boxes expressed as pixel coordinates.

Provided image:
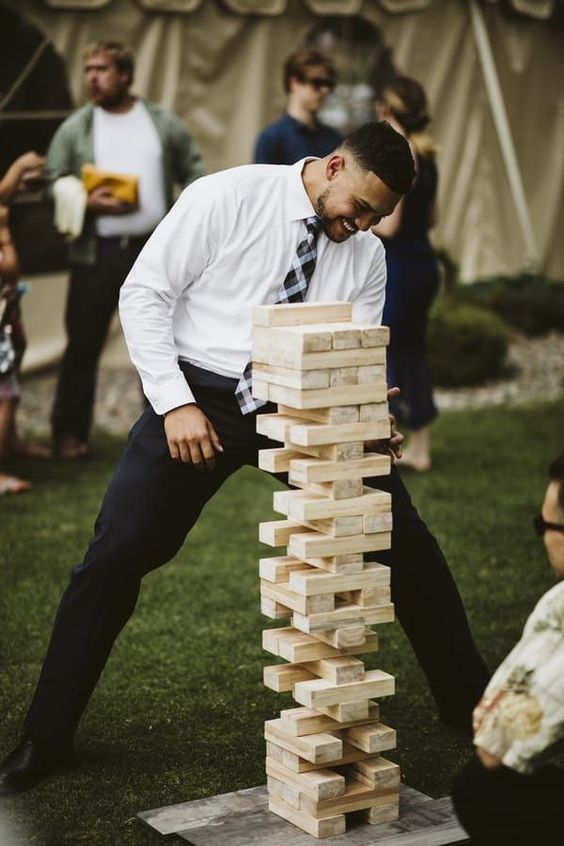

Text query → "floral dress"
[473,581,564,774]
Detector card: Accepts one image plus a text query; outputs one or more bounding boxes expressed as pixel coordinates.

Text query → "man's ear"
[325,154,345,182]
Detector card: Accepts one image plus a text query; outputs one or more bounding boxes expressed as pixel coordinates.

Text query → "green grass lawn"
[1,398,563,845]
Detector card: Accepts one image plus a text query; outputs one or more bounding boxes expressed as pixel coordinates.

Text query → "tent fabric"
[6,0,564,285]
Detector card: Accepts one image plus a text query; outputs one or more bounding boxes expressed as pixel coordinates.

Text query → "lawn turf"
[0,398,563,844]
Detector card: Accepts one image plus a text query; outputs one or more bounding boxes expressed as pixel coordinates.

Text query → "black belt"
[179,361,239,392]
[97,233,151,250]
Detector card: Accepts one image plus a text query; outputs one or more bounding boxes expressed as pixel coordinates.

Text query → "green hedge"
[428,297,510,387]
[458,274,564,336]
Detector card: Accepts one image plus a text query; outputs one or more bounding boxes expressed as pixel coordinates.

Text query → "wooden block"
[305,515,364,537]
[258,322,387,352]
[280,702,380,736]
[291,477,365,500]
[289,454,390,484]
[258,448,306,473]
[255,413,300,443]
[263,664,316,693]
[312,625,369,650]
[267,774,301,808]
[293,602,395,633]
[346,585,391,607]
[299,775,398,820]
[263,626,378,663]
[259,520,309,547]
[266,758,345,801]
[254,363,330,390]
[287,489,390,522]
[263,381,387,410]
[289,530,392,559]
[303,554,366,575]
[267,738,380,773]
[358,365,386,384]
[253,325,333,354]
[264,719,342,765]
[253,342,386,371]
[348,755,401,789]
[268,795,346,838]
[329,367,359,386]
[362,326,390,347]
[253,302,353,327]
[319,700,370,723]
[363,799,400,825]
[279,404,360,425]
[289,562,390,596]
[287,419,391,447]
[259,555,311,583]
[341,722,397,754]
[261,580,334,615]
[293,669,395,709]
[261,597,291,619]
[364,512,394,534]
[301,656,365,685]
[359,402,389,422]
[332,326,361,349]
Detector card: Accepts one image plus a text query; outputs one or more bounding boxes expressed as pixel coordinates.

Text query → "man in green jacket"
[46,40,203,459]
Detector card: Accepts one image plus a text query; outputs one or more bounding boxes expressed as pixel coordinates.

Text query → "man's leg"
[51,240,135,452]
[367,465,489,723]
[452,755,564,845]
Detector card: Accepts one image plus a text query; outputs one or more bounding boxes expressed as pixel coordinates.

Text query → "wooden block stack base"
[254,302,399,838]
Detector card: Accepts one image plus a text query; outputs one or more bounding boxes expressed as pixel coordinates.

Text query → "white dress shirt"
[119,158,387,414]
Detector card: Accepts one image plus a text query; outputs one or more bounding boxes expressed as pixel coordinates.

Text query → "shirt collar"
[287,157,318,222]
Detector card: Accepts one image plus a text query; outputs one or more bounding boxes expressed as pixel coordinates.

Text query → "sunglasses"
[305,76,335,92]
[533,514,564,536]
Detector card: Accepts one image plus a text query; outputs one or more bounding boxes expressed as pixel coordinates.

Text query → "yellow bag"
[81,164,138,205]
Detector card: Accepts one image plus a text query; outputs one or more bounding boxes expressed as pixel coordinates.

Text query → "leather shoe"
[0,739,72,796]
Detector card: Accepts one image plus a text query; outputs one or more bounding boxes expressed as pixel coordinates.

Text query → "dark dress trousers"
[25,364,489,749]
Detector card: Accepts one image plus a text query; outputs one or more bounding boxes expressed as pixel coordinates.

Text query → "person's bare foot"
[0,473,32,495]
[8,439,53,460]
[57,438,90,460]
[396,450,432,472]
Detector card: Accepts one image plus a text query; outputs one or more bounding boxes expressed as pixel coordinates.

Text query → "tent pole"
[468,0,540,271]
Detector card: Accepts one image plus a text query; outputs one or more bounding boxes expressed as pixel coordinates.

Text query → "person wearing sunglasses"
[452,453,564,845]
[254,49,341,166]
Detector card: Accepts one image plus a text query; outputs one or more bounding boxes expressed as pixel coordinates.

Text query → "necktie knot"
[306,215,322,237]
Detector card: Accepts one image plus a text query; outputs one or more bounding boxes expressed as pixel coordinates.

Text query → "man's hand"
[476,746,502,770]
[86,186,135,215]
[365,386,404,460]
[164,404,223,470]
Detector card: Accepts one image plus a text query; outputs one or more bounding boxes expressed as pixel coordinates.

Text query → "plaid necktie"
[235,215,322,415]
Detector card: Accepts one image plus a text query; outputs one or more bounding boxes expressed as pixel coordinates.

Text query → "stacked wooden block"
[253,302,400,838]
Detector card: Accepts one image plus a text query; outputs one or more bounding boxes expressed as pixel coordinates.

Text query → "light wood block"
[267,774,301,808]
[302,554,366,575]
[253,302,353,328]
[266,758,346,802]
[293,669,395,708]
[318,700,371,723]
[261,580,335,615]
[305,515,364,537]
[289,454,390,484]
[262,627,378,663]
[293,602,394,633]
[280,702,379,736]
[288,419,391,447]
[261,597,291,619]
[347,755,400,789]
[289,530,392,559]
[263,664,317,693]
[259,555,311,583]
[253,325,334,354]
[259,520,309,547]
[266,738,380,773]
[299,776,399,820]
[289,563,390,596]
[258,448,307,473]
[301,656,365,685]
[344,586,391,607]
[291,477,365,500]
[340,722,397,754]
[279,404,360,425]
[363,799,400,824]
[264,719,342,765]
[252,342,386,371]
[359,402,389,422]
[363,512,394,534]
[268,795,346,838]
[258,381,387,410]
[284,439,365,460]
[286,489,390,521]
[312,625,369,649]
[254,364,330,390]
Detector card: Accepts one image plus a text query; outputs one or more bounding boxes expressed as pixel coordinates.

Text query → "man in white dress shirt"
[46,41,203,459]
[0,121,489,794]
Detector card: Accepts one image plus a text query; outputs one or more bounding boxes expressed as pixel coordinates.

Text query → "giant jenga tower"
[253,302,400,838]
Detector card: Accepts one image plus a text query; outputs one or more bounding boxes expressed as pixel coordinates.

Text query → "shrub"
[428,297,510,387]
[459,274,564,336]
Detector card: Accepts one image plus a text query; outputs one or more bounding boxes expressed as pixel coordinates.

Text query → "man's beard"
[315,187,349,243]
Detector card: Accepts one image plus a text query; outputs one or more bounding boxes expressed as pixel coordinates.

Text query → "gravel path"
[18,332,564,438]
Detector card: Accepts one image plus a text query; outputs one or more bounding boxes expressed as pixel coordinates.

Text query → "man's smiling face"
[315,155,401,243]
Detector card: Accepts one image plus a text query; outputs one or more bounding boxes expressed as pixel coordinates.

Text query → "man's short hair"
[283,49,335,94]
[83,41,135,84]
[340,121,416,196]
[549,453,564,513]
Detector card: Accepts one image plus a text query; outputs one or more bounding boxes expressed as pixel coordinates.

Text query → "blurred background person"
[254,49,341,165]
[372,76,439,472]
[46,40,203,460]
[452,453,564,845]
[0,152,49,495]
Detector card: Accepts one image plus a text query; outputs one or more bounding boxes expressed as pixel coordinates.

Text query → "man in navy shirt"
[254,49,342,165]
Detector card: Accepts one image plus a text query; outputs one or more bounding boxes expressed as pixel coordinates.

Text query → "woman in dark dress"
[372,77,440,471]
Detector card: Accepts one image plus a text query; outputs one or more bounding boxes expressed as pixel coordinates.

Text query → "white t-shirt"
[119,158,388,415]
[93,100,166,237]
